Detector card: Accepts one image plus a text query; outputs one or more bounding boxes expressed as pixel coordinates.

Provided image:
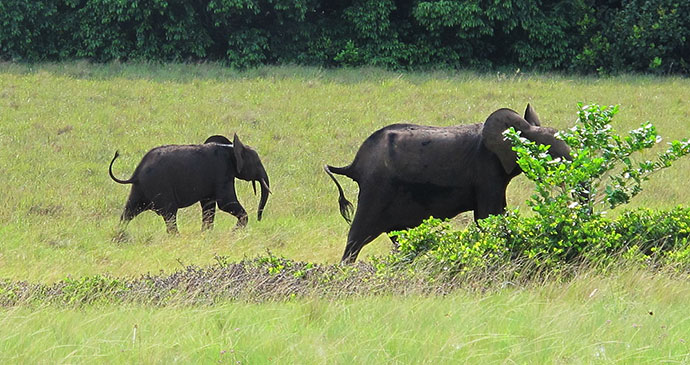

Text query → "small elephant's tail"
[324,165,354,224]
[109,151,137,185]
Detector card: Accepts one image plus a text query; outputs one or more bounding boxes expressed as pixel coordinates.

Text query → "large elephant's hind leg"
[342,229,381,263]
[200,199,216,231]
[341,187,391,263]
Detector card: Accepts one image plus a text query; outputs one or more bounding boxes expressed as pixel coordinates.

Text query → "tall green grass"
[2,268,689,363]
[1,62,689,283]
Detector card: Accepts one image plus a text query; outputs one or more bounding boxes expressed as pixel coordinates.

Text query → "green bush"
[383,103,690,274]
[58,275,129,305]
[384,206,690,276]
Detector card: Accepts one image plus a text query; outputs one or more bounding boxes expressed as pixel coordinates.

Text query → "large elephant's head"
[481,104,570,175]
[204,134,271,221]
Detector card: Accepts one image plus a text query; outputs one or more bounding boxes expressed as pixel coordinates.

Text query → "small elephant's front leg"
[200,199,216,231]
[229,203,248,230]
[217,184,248,229]
[235,211,248,229]
[217,199,248,229]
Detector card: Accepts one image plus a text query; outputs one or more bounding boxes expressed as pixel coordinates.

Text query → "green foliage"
[226,29,269,69]
[506,103,690,213]
[573,0,690,74]
[1,0,688,73]
[386,207,690,275]
[0,0,69,60]
[58,275,129,305]
[385,104,690,274]
[255,250,294,275]
[70,0,213,62]
[383,217,505,275]
[334,40,363,67]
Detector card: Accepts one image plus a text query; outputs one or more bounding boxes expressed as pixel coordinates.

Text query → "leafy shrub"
[333,40,363,67]
[507,103,690,213]
[384,103,690,274]
[226,28,269,69]
[58,275,129,305]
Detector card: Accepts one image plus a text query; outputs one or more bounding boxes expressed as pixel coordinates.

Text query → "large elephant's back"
[377,123,483,185]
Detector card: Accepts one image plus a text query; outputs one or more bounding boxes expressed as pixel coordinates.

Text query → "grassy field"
[1,62,689,281]
[1,62,690,362]
[2,269,689,363]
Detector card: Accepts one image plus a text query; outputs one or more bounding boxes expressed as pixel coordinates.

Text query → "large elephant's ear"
[233,134,245,175]
[482,108,533,174]
[524,103,541,126]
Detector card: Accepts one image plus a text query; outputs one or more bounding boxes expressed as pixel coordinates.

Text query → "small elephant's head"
[232,134,271,221]
[482,104,570,175]
[205,134,271,221]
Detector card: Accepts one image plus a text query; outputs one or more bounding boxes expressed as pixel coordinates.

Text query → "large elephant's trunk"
[257,172,270,221]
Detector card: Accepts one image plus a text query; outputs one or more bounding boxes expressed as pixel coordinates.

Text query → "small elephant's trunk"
[257,173,270,221]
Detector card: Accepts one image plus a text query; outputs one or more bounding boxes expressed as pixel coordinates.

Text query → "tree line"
[1,0,688,74]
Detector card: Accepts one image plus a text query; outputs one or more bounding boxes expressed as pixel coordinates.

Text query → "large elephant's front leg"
[216,183,248,229]
[474,183,508,221]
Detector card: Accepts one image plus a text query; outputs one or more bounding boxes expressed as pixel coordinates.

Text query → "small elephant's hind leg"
[156,207,179,234]
[120,188,149,227]
[200,199,216,231]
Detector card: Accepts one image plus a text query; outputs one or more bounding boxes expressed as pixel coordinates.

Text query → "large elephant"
[109,134,270,233]
[325,104,570,263]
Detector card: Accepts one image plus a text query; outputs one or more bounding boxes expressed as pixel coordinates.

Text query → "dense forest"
[2,0,688,74]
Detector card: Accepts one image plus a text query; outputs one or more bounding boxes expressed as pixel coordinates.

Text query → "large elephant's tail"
[324,165,354,224]
[109,151,137,185]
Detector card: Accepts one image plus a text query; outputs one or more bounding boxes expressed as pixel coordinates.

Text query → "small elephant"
[325,104,570,263]
[109,134,270,233]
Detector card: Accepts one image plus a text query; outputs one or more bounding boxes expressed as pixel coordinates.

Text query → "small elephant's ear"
[482,108,533,175]
[524,104,541,126]
[233,133,245,175]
